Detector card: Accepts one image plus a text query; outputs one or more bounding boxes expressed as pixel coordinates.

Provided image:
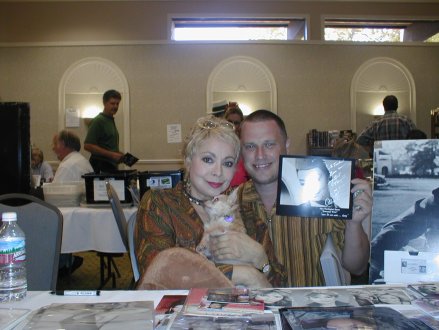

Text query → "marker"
[50,290,100,296]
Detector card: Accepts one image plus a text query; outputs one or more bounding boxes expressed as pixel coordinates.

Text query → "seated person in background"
[31,147,54,183]
[224,103,249,188]
[238,110,371,287]
[134,115,285,289]
[52,130,94,183]
[51,130,93,276]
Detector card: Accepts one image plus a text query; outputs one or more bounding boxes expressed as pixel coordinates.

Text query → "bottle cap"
[1,212,17,221]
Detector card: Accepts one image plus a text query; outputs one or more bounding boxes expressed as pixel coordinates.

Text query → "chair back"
[105,181,128,250]
[320,233,351,286]
[0,193,63,291]
[127,211,140,282]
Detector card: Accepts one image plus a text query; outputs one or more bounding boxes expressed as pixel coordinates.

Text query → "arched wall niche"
[58,57,130,157]
[207,56,277,115]
[351,57,416,135]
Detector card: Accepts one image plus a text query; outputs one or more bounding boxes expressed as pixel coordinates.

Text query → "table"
[59,206,137,253]
[1,290,186,311]
[1,288,437,330]
[0,290,187,329]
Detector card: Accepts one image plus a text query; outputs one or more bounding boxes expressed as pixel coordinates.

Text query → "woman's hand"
[232,265,272,288]
[210,231,268,269]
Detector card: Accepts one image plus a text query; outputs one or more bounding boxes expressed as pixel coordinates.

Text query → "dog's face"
[204,188,239,224]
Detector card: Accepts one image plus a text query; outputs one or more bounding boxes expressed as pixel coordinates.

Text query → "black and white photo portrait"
[369,139,439,284]
[277,155,354,219]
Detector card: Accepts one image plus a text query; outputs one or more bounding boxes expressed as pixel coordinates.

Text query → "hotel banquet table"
[1,290,187,312]
[0,290,187,329]
[59,206,137,254]
[0,288,434,330]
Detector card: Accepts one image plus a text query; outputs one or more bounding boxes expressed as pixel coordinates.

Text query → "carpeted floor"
[56,251,134,291]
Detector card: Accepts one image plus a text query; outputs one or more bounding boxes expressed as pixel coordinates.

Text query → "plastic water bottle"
[0,212,27,302]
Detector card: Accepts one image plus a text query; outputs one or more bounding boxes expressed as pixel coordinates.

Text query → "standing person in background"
[230,110,371,287]
[52,130,94,183]
[84,89,125,173]
[31,147,54,183]
[225,103,249,188]
[357,95,416,156]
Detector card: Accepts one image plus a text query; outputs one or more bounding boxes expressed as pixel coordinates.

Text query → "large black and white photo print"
[370,139,439,284]
[276,155,354,219]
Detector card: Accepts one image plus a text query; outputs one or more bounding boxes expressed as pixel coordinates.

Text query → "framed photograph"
[369,139,439,284]
[276,155,355,219]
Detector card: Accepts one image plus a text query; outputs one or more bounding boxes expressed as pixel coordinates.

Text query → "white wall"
[1,43,438,171]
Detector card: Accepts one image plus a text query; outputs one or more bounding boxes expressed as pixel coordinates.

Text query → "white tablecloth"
[59,206,137,253]
[0,290,188,329]
[1,290,187,311]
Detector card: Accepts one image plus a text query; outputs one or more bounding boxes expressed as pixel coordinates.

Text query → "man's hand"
[342,178,372,274]
[113,151,124,163]
[350,178,372,225]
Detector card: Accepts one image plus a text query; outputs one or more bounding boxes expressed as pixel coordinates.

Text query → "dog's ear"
[227,187,239,205]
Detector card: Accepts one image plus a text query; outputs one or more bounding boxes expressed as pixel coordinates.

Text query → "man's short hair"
[383,95,398,111]
[103,89,122,103]
[58,130,81,152]
[242,109,288,141]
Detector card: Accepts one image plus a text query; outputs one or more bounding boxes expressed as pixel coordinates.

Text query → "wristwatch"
[258,262,271,274]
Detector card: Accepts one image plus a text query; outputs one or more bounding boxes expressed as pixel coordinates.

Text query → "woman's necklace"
[183,182,205,206]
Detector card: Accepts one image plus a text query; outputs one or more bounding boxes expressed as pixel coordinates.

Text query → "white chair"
[320,233,351,286]
[0,193,63,291]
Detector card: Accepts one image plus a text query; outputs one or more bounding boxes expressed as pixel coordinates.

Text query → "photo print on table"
[276,155,354,219]
[250,288,359,310]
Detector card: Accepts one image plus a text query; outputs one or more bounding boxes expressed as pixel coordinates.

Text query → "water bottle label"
[0,239,26,264]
